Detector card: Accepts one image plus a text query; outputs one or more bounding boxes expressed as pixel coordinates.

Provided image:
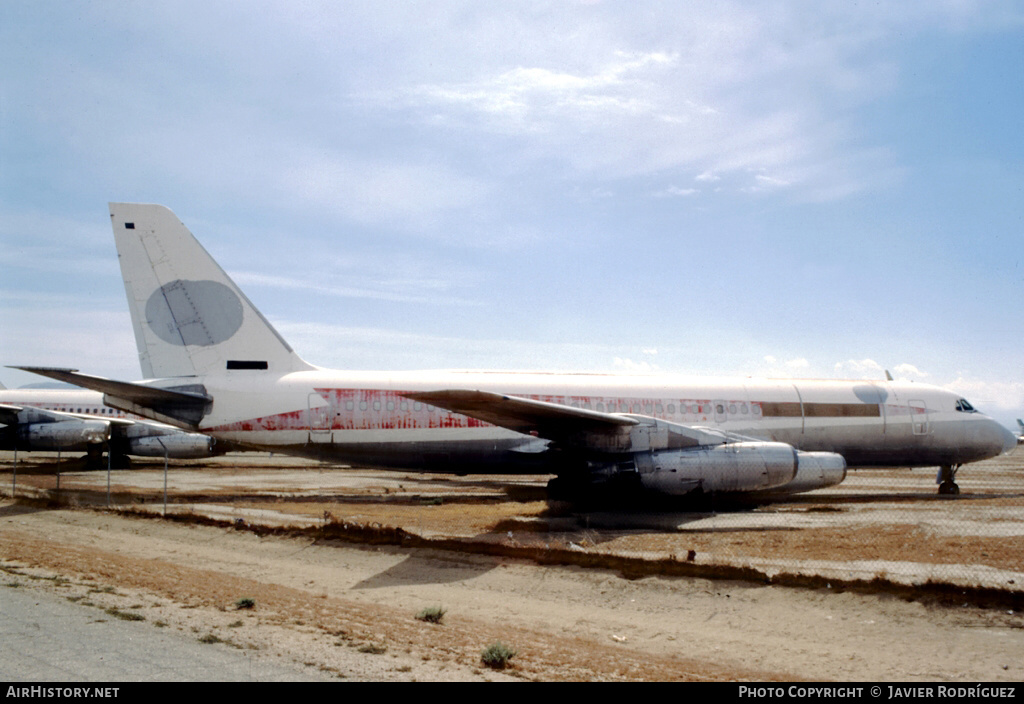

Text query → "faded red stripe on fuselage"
[205,389,766,433]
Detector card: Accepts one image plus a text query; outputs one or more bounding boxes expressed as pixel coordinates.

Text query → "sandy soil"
[1,499,1022,682]
[1,450,1022,681]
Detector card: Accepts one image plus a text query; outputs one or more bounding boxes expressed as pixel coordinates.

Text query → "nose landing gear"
[936,464,960,495]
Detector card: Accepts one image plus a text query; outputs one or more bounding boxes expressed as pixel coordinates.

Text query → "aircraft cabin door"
[308,393,331,442]
[909,399,931,436]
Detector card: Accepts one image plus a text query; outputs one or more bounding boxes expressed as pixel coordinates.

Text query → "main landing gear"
[936,464,961,495]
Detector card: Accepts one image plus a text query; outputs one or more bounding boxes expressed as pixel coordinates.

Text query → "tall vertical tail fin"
[110,203,314,379]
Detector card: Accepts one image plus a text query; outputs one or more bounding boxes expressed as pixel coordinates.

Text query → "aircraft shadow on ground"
[350,552,500,590]
[0,501,47,519]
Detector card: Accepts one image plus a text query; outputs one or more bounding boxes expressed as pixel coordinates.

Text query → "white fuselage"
[185,369,1014,472]
[1,388,137,420]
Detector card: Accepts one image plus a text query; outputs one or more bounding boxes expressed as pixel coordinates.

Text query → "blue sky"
[2,1,1023,427]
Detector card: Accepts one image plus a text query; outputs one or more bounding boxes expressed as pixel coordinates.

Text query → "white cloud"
[277,154,489,234]
[651,187,700,198]
[406,51,679,130]
[613,357,660,373]
[653,186,699,198]
[892,363,929,379]
[833,358,887,378]
[362,6,925,195]
[233,271,478,307]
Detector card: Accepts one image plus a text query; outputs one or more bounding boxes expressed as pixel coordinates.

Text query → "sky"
[2,1,1023,428]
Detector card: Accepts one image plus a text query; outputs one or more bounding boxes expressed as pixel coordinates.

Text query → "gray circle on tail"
[145,279,244,346]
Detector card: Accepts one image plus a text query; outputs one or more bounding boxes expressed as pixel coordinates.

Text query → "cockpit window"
[955,398,976,413]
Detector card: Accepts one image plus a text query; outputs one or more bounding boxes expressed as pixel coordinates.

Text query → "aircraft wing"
[404,389,729,450]
[0,402,121,426]
[405,389,638,434]
[10,367,211,428]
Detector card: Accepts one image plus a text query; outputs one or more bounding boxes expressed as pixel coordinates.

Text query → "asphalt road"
[0,584,330,682]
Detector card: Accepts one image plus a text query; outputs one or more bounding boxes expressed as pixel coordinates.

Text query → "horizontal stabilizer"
[10,367,211,429]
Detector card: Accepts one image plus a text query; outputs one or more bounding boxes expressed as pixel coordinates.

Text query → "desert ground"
[0,450,1021,681]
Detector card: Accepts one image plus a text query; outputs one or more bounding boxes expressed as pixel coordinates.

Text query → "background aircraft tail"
[109,203,314,379]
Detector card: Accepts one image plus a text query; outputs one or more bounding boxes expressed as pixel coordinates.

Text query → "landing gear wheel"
[936,464,961,496]
[110,453,132,469]
[546,476,574,502]
[85,445,106,470]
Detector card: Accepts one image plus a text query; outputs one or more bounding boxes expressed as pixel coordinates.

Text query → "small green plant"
[198,633,223,645]
[415,606,446,624]
[234,597,256,610]
[480,641,517,670]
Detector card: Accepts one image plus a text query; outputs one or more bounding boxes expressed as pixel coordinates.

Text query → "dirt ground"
[1,450,1022,681]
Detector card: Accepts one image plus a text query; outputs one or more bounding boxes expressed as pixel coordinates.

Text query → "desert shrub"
[481,641,517,669]
[415,606,446,624]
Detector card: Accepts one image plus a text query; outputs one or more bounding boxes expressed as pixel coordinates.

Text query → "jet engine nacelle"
[635,443,848,495]
[126,433,215,459]
[20,419,111,450]
[768,451,847,494]
[635,441,800,495]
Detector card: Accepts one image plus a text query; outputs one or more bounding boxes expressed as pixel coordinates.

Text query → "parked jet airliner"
[14,204,1017,499]
[0,381,216,465]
